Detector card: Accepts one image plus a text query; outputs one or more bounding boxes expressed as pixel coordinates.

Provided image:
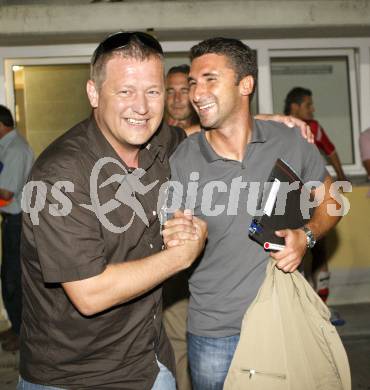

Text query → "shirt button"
[150,243,154,249]
[152,210,157,216]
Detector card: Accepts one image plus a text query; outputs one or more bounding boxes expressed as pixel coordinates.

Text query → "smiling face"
[188,53,245,130]
[87,54,165,154]
[165,72,193,122]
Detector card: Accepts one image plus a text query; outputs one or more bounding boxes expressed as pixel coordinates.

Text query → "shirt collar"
[0,129,17,149]
[250,119,267,144]
[198,130,221,163]
[86,115,121,161]
[146,121,170,163]
[199,119,267,163]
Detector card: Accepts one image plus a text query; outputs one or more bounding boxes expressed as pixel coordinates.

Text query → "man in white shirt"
[0,105,33,351]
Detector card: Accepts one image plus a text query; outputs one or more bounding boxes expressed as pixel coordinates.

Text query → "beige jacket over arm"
[224,259,351,390]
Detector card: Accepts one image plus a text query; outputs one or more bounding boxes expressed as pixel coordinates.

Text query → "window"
[271,55,355,165]
[259,43,367,176]
[12,64,90,157]
[4,52,93,157]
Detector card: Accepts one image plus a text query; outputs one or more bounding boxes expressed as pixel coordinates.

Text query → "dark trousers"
[311,237,327,275]
[1,212,22,334]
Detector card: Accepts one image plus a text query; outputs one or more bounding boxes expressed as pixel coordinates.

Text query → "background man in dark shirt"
[163,63,197,390]
[19,32,207,390]
[165,64,199,132]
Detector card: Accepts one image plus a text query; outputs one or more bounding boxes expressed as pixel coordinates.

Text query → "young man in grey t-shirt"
[164,37,342,390]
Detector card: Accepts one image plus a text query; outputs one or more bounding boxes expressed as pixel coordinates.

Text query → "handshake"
[162,210,208,270]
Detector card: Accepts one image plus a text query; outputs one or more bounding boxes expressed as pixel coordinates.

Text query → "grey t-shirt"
[169,119,328,337]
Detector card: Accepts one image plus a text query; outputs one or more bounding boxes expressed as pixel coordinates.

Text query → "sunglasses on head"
[92,31,164,65]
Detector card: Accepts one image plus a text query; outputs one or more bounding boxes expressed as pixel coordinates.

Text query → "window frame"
[4,55,92,129]
[268,48,360,175]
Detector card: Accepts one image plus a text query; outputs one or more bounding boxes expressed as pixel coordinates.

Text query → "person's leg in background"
[311,237,345,326]
[187,332,239,390]
[163,298,192,390]
[311,238,330,303]
[1,213,22,351]
[163,270,192,390]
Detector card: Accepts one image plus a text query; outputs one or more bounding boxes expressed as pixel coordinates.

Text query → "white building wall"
[0,0,369,44]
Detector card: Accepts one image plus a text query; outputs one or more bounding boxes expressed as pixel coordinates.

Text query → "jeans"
[187,332,240,390]
[17,361,176,389]
[16,379,63,390]
[151,360,177,390]
[1,213,22,334]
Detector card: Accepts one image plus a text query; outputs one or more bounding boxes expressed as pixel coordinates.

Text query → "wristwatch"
[301,226,316,249]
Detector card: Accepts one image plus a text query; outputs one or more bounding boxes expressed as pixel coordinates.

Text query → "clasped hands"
[162,210,208,269]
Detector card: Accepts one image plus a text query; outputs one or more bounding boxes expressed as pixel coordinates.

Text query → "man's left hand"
[269,228,307,272]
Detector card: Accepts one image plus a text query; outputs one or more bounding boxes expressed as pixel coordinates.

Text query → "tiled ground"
[0,304,369,389]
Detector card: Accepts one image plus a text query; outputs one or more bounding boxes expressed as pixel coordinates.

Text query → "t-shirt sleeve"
[27,175,107,283]
[313,122,335,156]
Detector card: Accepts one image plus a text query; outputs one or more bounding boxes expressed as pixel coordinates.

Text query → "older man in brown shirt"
[19,32,207,390]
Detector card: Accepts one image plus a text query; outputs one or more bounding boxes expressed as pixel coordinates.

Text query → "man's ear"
[239,75,254,96]
[86,79,99,108]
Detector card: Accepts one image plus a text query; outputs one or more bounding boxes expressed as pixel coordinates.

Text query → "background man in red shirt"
[284,86,347,315]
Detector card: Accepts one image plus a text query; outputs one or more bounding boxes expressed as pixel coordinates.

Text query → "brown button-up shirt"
[20,117,186,389]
